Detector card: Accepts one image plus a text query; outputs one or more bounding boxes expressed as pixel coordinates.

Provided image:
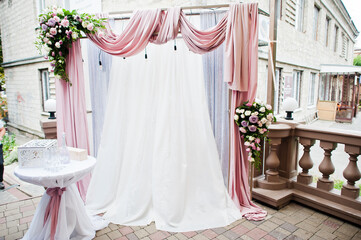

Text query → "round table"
[14,157,96,240]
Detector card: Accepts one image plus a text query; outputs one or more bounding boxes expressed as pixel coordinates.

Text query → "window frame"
[313,5,320,41]
[295,0,305,32]
[334,25,339,52]
[308,73,317,106]
[40,69,51,112]
[325,17,330,46]
[292,70,302,105]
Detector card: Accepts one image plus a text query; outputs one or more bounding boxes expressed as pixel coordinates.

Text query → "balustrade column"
[317,141,337,191]
[341,145,361,199]
[297,138,315,185]
[265,137,282,182]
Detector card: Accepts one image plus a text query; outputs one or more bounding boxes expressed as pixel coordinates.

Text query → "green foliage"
[35,6,105,83]
[333,179,344,190]
[353,55,361,66]
[2,133,16,159]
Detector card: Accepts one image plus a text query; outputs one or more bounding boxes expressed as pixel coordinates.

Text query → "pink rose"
[50,28,57,35]
[43,37,49,43]
[52,52,55,56]
[246,148,250,152]
[246,102,253,107]
[257,147,261,151]
[54,16,60,22]
[61,19,69,27]
[44,56,48,59]
[87,23,94,31]
[255,138,261,144]
[239,127,247,133]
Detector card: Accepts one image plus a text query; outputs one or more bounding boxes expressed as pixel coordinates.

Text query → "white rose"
[245,110,251,116]
[266,122,271,127]
[266,104,272,110]
[253,103,257,107]
[259,107,265,112]
[249,136,255,141]
[234,115,239,121]
[48,41,52,45]
[58,30,62,33]
[57,8,63,15]
[241,114,245,118]
[236,109,241,113]
[251,112,257,116]
[82,21,88,28]
[244,141,250,146]
[55,42,61,48]
[249,158,255,163]
[72,32,79,39]
[240,109,245,113]
[261,118,267,124]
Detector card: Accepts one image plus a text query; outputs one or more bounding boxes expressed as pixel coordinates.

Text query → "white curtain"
[86,41,241,232]
[201,11,229,188]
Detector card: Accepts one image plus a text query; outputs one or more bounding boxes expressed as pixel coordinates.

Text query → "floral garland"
[35,6,105,83]
[234,101,276,169]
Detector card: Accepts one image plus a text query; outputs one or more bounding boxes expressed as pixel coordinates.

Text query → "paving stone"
[131,226,141,231]
[108,223,119,231]
[4,208,19,217]
[202,229,218,239]
[268,217,285,225]
[192,234,209,240]
[285,235,304,240]
[148,231,170,240]
[215,236,229,240]
[18,224,27,231]
[94,235,111,240]
[242,221,257,230]
[4,231,23,240]
[22,209,35,218]
[167,236,178,240]
[0,229,8,237]
[222,230,241,240]
[309,235,326,240]
[6,202,23,211]
[296,221,319,233]
[315,229,336,239]
[273,212,287,219]
[134,229,149,239]
[5,213,22,222]
[7,227,17,235]
[307,213,328,225]
[280,223,298,233]
[19,205,34,213]
[119,226,134,235]
[279,205,297,216]
[212,227,227,235]
[182,231,197,238]
[293,229,314,240]
[240,235,254,240]
[96,227,111,237]
[114,236,127,240]
[145,224,157,234]
[336,223,359,237]
[258,221,279,232]
[269,227,291,239]
[283,214,306,225]
[174,233,188,240]
[246,227,267,240]
[106,230,122,240]
[231,224,249,236]
[262,235,277,240]
[332,231,350,240]
[6,220,19,228]
[126,233,139,240]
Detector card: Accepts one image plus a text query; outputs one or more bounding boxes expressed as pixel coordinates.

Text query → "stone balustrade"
[253,120,361,226]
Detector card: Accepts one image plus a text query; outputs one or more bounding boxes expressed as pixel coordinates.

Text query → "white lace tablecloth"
[14,157,96,240]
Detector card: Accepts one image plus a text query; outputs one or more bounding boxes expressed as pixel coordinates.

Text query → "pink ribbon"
[44,187,66,240]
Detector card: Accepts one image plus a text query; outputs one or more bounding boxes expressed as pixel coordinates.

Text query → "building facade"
[0,0,358,138]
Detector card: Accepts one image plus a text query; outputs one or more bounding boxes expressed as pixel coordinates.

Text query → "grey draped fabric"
[87,41,113,157]
[200,11,229,187]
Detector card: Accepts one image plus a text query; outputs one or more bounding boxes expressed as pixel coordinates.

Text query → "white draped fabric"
[86,41,241,231]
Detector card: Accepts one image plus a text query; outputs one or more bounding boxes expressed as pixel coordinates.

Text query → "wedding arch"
[54,3,266,230]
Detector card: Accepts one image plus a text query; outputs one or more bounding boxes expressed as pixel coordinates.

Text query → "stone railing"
[40,119,57,139]
[253,120,361,226]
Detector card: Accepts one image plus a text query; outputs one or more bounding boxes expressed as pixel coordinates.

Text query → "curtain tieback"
[44,187,66,240]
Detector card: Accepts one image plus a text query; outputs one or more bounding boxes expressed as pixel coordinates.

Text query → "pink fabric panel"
[150,7,181,44]
[55,40,90,202]
[227,3,267,220]
[179,11,227,54]
[87,9,162,57]
[44,187,66,240]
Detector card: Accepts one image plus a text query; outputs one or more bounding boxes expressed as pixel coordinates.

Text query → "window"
[308,73,317,106]
[313,6,320,40]
[40,69,50,111]
[346,38,349,59]
[292,71,302,105]
[341,33,346,57]
[273,68,283,114]
[334,25,339,52]
[325,17,330,46]
[37,0,46,15]
[296,0,304,31]
[276,0,282,20]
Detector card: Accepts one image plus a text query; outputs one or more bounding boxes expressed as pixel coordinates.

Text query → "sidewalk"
[1,196,360,240]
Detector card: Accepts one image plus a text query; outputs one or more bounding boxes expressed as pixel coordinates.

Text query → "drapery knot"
[44,187,67,240]
[150,7,181,44]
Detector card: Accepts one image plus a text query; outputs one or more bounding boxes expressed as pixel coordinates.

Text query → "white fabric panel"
[86,41,241,232]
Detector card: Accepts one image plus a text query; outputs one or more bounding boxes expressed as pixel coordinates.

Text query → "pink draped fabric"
[62,2,266,220]
[44,187,66,240]
[56,40,90,202]
[227,4,267,220]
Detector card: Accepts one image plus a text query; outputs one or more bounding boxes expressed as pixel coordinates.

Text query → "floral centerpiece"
[234,100,276,169]
[35,6,105,83]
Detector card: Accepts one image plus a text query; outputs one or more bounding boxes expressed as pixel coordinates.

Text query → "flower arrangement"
[234,101,276,169]
[35,6,105,83]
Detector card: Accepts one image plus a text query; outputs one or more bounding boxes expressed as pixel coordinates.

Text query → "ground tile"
[336,223,359,237]
[291,228,314,240]
[107,230,122,240]
[126,233,139,240]
[262,235,277,240]
[280,223,298,233]
[321,219,341,230]
[182,231,197,238]
[269,227,291,240]
[212,227,227,235]
[134,229,149,239]
[246,227,267,240]
[148,231,170,240]
[231,224,249,236]
[202,229,218,239]
[108,223,119,231]
[114,236,127,240]
[145,224,157,234]
[192,234,209,240]
[215,236,229,240]
[285,235,303,240]
[309,235,325,240]
[307,213,328,225]
[97,227,112,237]
[222,230,241,240]
[119,226,134,235]
[268,217,285,225]
[240,235,254,240]
[315,230,336,239]
[332,230,351,240]
[258,221,279,232]
[94,235,111,240]
[296,221,319,233]
[241,221,257,230]
[4,231,23,240]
